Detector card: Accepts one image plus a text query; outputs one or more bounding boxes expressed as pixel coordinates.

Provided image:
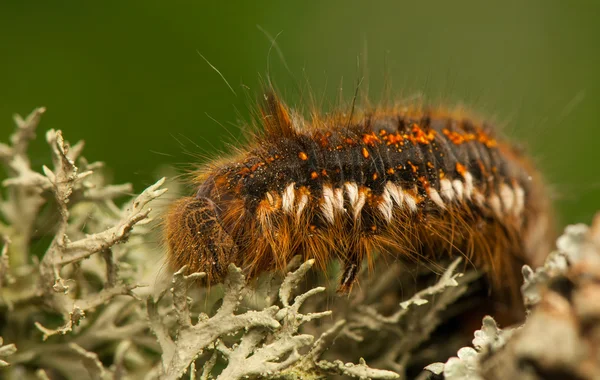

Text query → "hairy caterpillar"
[164,91,553,303]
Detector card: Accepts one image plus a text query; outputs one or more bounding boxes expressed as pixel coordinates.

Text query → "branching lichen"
[0,109,166,379]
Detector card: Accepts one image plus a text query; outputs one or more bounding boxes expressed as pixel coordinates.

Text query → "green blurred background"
[1,1,598,226]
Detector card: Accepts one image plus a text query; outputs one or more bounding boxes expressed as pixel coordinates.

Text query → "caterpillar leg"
[337,241,367,293]
[338,260,360,293]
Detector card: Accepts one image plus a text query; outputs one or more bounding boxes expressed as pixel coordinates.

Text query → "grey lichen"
[0,108,166,379]
[146,257,406,380]
[2,108,599,379]
[424,316,512,380]
[425,215,600,380]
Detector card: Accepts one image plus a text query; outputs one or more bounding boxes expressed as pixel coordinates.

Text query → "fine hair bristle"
[164,89,555,314]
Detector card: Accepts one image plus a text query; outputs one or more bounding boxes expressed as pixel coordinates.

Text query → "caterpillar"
[165,91,554,302]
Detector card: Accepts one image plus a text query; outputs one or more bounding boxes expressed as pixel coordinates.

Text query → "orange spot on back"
[408,123,436,144]
[362,132,380,146]
[383,132,404,145]
[407,161,418,173]
[477,130,498,147]
[315,131,330,147]
[443,125,496,148]
[362,147,370,159]
[443,128,469,144]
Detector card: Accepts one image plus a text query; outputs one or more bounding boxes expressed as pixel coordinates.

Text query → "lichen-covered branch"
[146,258,410,380]
[148,261,316,380]
[0,109,167,379]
